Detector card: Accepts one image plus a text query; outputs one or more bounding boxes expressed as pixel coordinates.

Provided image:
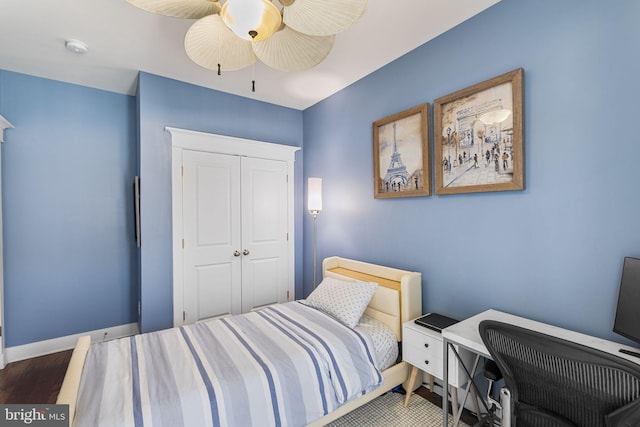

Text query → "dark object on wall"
[133,176,141,247]
[614,257,640,357]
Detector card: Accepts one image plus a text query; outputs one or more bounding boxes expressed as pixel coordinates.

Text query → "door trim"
[167,127,300,327]
[0,115,13,368]
[167,127,299,161]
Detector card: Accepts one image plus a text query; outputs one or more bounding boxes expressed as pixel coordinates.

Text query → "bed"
[57,256,422,426]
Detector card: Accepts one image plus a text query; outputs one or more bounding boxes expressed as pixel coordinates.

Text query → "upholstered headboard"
[321,256,422,341]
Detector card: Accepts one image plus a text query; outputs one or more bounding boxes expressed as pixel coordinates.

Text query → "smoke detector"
[65,39,89,54]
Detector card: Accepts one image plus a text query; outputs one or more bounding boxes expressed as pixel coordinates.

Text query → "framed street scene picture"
[434,68,524,195]
[373,103,430,199]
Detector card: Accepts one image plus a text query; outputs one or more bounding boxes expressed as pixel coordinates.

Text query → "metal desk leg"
[454,351,494,426]
[454,354,480,426]
[445,342,494,427]
[443,338,450,427]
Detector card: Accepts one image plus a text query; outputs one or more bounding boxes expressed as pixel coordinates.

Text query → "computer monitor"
[613,257,640,358]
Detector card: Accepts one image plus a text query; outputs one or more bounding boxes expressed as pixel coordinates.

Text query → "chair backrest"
[479,320,640,427]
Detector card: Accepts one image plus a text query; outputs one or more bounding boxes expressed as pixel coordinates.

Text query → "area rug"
[327,392,470,427]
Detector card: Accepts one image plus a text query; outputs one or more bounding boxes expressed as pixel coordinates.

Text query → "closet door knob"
[233,250,241,257]
[243,249,250,256]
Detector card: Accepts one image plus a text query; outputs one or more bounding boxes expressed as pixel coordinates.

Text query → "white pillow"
[305,277,378,328]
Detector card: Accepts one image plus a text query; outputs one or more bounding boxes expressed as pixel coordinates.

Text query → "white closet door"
[241,157,289,312]
[182,150,241,323]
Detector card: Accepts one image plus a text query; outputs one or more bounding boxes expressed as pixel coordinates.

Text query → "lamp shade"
[221,0,282,41]
[479,109,511,125]
[308,177,322,213]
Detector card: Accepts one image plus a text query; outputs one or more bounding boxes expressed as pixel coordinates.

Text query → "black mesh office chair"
[478,320,640,427]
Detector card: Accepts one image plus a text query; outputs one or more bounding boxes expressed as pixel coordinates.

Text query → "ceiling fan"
[126,0,368,90]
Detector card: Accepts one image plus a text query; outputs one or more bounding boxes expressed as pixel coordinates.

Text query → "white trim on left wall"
[0,114,14,369]
[4,322,139,365]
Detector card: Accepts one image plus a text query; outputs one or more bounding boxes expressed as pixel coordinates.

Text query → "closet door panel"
[183,150,241,322]
[241,157,288,312]
[244,258,281,310]
[196,265,233,320]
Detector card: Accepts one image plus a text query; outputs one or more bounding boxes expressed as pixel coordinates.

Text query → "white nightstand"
[402,316,479,419]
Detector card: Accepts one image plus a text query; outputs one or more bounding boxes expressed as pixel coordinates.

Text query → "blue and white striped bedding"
[355,314,398,371]
[73,301,383,427]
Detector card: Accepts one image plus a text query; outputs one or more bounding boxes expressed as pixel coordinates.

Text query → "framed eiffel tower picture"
[373,103,431,199]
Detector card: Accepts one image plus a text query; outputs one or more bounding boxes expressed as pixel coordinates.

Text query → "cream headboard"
[321,256,422,341]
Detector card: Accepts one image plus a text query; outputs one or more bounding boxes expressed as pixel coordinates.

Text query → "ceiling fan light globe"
[221,0,282,41]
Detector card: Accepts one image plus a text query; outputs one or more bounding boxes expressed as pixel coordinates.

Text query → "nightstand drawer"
[402,326,443,376]
[403,340,443,376]
[403,324,442,351]
[402,319,474,387]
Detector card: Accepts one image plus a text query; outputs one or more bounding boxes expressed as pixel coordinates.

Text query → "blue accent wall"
[0,71,138,347]
[302,0,640,343]
[137,73,303,333]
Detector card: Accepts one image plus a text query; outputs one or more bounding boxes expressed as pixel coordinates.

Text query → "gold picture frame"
[373,103,431,199]
[434,68,524,195]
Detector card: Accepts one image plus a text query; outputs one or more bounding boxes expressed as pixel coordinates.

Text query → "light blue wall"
[0,69,303,346]
[0,71,138,347]
[137,73,303,333]
[302,0,640,344]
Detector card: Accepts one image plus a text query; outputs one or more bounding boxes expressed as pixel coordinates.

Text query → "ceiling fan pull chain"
[252,61,256,92]
[251,35,257,92]
[217,23,222,76]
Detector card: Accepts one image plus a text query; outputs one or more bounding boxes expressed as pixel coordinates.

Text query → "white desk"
[441,309,640,427]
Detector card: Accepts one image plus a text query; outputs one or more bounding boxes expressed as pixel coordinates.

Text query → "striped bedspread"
[73,301,383,427]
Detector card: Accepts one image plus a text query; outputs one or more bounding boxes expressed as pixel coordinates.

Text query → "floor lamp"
[308,177,322,289]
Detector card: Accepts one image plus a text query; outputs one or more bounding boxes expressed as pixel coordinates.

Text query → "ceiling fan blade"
[185,15,255,71]
[253,26,334,72]
[283,0,367,36]
[126,0,220,19]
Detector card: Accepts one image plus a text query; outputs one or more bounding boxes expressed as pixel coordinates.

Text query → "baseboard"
[5,322,139,364]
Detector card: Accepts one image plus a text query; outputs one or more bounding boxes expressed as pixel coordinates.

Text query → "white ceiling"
[0,0,500,110]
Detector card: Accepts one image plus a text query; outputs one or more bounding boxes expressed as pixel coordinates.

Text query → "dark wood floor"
[0,350,478,425]
[0,349,72,404]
